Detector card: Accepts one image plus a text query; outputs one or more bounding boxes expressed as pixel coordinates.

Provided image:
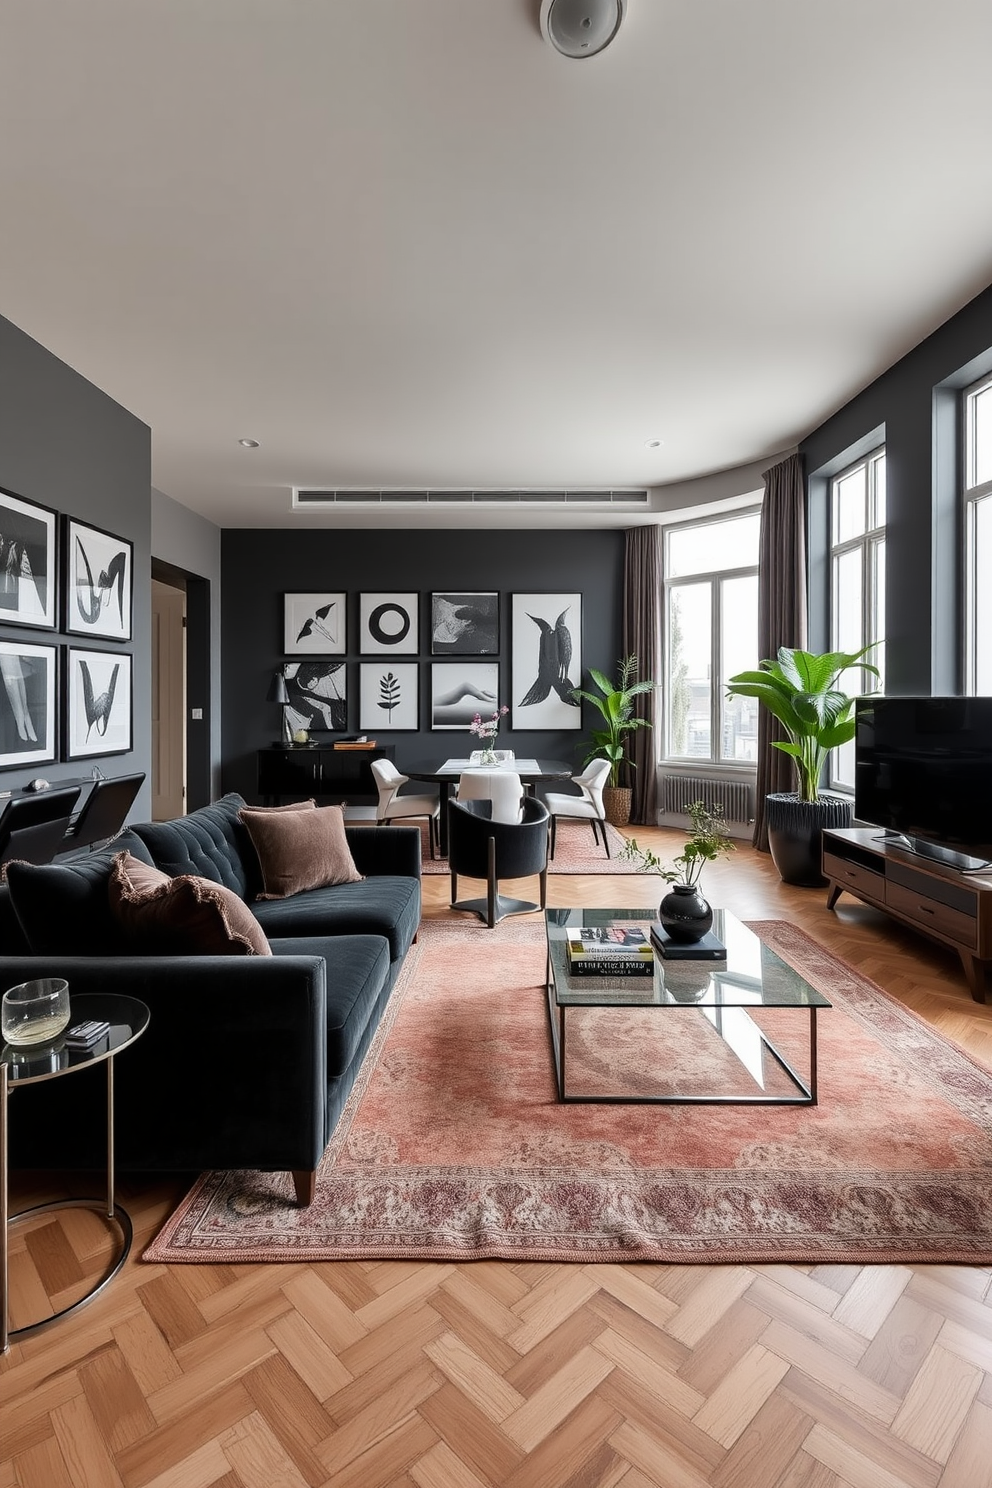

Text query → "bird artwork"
[74,537,127,630]
[79,658,120,740]
[295,601,338,647]
[518,608,579,707]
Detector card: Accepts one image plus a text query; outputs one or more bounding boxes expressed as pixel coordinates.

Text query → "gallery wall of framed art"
[0,484,136,769]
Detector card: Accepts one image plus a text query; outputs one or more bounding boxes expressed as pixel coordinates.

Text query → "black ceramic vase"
[658,883,713,943]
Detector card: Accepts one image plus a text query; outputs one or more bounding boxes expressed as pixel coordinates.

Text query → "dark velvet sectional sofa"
[0,793,421,1205]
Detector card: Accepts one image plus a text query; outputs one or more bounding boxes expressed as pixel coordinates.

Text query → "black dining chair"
[0,785,83,866]
[448,792,550,928]
[61,771,145,850]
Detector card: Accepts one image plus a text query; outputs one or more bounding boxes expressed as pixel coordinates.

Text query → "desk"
[405,758,572,855]
[1,993,149,1351]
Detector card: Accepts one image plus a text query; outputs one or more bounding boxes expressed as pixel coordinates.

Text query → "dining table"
[403,757,573,856]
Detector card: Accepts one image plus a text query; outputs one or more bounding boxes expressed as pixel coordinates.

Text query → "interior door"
[152,577,186,819]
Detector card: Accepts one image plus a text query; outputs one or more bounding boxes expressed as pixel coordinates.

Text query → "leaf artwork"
[378,672,401,717]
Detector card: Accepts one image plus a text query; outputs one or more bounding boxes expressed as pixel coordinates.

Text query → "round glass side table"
[1,991,150,1352]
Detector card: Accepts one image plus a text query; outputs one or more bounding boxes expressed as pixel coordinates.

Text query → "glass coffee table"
[545,907,830,1105]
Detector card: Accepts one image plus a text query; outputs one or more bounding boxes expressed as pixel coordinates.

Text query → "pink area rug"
[146,917,992,1266]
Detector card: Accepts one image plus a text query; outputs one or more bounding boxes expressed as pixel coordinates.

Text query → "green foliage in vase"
[619,801,735,887]
[725,644,879,803]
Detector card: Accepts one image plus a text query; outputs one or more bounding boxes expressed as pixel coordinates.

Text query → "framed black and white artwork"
[65,646,132,759]
[0,488,57,631]
[0,641,57,767]
[431,661,500,730]
[359,592,419,655]
[511,592,582,730]
[360,662,418,731]
[431,592,499,655]
[284,592,346,654]
[283,659,347,733]
[65,519,133,642]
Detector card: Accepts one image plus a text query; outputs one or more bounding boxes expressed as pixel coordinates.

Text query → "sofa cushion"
[271,933,390,1076]
[253,875,420,961]
[108,851,272,956]
[239,803,364,899]
[5,831,155,954]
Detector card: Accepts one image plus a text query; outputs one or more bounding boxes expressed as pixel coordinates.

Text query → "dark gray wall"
[802,280,992,697]
[221,527,626,802]
[0,314,152,812]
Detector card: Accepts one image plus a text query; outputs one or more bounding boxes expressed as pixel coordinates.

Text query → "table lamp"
[266,669,292,743]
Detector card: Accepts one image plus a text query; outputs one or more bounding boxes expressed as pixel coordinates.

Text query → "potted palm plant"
[572,654,654,826]
[726,643,878,886]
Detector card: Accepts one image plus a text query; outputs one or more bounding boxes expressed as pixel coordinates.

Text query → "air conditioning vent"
[292,488,650,509]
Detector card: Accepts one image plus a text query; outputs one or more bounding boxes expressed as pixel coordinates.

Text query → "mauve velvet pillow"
[108,851,272,956]
[238,803,364,899]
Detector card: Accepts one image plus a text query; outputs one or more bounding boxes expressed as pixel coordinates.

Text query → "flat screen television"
[854,696,992,871]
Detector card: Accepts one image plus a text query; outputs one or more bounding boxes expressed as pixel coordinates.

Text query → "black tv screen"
[855,696,992,867]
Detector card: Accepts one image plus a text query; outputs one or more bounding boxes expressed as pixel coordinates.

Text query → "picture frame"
[65,646,132,759]
[283,658,347,733]
[430,592,499,655]
[65,518,133,642]
[431,661,500,730]
[511,592,582,730]
[360,662,418,731]
[0,640,57,767]
[284,592,346,654]
[0,488,57,630]
[359,592,419,655]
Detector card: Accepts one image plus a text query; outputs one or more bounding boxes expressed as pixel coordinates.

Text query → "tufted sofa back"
[130,792,259,899]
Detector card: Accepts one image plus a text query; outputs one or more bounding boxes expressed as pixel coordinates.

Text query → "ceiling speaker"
[540,0,627,59]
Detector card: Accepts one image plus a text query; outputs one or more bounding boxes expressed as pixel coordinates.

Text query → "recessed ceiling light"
[540,0,627,59]
[238,438,260,449]
[645,438,664,449]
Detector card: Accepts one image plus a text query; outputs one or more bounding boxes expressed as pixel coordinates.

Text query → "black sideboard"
[257,745,397,805]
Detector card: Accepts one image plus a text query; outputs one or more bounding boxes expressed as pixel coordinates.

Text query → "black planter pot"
[658,883,713,942]
[765,792,853,887]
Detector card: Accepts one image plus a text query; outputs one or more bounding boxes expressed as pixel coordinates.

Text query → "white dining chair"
[370,758,441,857]
[455,769,525,824]
[544,757,612,858]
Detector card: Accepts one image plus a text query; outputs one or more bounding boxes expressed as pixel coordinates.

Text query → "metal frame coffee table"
[545,907,830,1105]
[1,992,150,1352]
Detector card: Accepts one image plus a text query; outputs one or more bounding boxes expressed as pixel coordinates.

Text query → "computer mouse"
[25,778,50,792]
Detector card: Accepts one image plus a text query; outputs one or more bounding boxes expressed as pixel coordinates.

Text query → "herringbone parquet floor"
[4,829,992,1488]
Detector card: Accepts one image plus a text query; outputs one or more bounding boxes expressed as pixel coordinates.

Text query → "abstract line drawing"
[511,592,582,730]
[66,647,132,758]
[360,663,417,730]
[66,520,133,642]
[0,640,56,766]
[284,593,346,654]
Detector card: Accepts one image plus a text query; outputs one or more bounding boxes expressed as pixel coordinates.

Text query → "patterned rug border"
[145,917,992,1266]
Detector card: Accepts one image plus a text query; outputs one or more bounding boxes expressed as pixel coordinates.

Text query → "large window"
[829,449,886,790]
[964,374,992,694]
[664,509,760,764]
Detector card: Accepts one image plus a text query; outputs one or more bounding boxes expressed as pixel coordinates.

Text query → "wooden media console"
[823,826,992,1003]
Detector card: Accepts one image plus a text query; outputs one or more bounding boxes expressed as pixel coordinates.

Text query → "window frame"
[662,504,761,767]
[963,372,992,695]
[828,448,886,792]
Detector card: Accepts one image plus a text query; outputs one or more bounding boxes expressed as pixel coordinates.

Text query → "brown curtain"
[752,453,807,851]
[622,524,662,824]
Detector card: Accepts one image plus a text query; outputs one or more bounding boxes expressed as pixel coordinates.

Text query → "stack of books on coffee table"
[565,924,654,978]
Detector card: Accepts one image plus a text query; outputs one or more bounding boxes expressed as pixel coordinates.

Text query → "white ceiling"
[3,0,992,530]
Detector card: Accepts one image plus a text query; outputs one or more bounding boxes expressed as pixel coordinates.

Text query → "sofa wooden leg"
[292,1169,317,1207]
